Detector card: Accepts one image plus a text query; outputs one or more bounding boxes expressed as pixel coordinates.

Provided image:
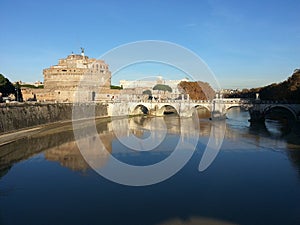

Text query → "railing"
[96,99,298,105]
[113,99,214,104]
[251,100,300,104]
[109,98,248,104]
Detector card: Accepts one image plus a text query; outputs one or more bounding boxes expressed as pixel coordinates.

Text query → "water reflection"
[226,107,300,146]
[155,216,238,225]
[265,119,291,137]
[225,108,300,178]
[1,113,300,179]
[1,114,300,225]
[0,124,76,178]
[45,142,90,172]
[226,107,250,128]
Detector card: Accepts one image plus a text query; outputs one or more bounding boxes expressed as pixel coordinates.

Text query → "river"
[0,108,300,225]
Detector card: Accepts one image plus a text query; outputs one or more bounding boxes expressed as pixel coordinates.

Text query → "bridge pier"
[210,99,227,120]
[248,104,265,123]
[248,109,265,123]
[149,107,165,116]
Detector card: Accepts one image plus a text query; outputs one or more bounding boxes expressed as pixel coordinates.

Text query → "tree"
[14,82,23,102]
[110,85,123,90]
[0,74,16,97]
[153,84,172,93]
[142,89,152,95]
[178,81,215,100]
[225,69,300,102]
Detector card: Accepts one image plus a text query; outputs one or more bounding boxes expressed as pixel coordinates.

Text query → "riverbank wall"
[0,103,108,134]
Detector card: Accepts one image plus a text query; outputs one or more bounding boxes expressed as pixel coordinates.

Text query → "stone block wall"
[0,103,108,134]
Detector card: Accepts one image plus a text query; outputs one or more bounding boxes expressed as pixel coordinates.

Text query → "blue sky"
[0,0,299,88]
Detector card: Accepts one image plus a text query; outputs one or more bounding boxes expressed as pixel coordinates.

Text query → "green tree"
[0,74,16,97]
[153,84,172,93]
[142,89,152,95]
[110,85,123,90]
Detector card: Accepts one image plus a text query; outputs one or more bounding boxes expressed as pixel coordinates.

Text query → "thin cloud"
[184,23,198,27]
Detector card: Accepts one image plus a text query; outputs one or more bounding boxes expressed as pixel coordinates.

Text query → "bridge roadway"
[107,98,300,121]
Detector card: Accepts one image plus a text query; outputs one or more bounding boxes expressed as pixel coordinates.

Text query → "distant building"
[221,89,240,94]
[14,81,43,87]
[43,48,111,102]
[120,77,189,95]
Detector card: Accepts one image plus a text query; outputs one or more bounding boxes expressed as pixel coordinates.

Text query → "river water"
[0,108,300,225]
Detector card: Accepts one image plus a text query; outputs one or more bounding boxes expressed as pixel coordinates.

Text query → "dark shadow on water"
[248,119,300,146]
[287,148,300,178]
[0,166,10,180]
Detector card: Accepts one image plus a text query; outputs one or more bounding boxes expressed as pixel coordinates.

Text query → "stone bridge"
[107,98,300,122]
[107,98,250,118]
[248,101,300,122]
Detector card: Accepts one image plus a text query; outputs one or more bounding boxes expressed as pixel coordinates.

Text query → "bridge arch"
[194,104,211,112]
[159,105,179,115]
[263,105,297,120]
[131,104,149,115]
[226,105,249,113]
[193,105,211,118]
[225,106,251,123]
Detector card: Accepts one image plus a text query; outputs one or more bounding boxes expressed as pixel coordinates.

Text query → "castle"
[42,48,112,102]
[21,49,114,102]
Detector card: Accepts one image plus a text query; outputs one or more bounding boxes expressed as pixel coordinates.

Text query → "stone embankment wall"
[0,103,108,134]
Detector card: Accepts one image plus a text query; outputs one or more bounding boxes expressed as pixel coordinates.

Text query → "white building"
[120,77,189,95]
